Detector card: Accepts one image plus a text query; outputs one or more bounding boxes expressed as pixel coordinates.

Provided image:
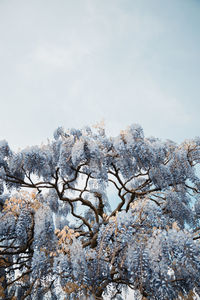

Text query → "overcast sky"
[0,0,200,150]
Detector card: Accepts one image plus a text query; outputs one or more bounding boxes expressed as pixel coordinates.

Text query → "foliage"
[0,124,200,299]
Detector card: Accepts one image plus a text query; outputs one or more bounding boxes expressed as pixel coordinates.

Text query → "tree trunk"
[0,267,8,300]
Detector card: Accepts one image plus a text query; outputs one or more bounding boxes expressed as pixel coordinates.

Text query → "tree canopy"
[0,124,200,300]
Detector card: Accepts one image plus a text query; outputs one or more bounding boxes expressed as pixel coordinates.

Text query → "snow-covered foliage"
[0,124,200,299]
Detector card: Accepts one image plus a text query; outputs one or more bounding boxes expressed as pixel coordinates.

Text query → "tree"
[0,123,200,300]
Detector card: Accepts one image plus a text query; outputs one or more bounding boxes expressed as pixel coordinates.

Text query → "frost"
[71,138,86,166]
[0,124,200,299]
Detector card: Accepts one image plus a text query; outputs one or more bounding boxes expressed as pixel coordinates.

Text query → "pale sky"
[0,0,200,150]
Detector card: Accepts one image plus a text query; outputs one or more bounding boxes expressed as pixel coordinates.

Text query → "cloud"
[31,42,92,69]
